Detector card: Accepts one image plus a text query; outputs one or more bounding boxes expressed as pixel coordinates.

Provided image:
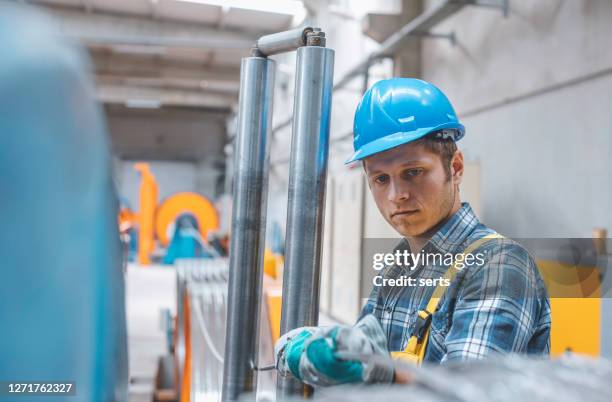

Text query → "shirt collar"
[426,202,480,254]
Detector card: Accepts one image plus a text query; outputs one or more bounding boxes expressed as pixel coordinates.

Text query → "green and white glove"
[274,315,394,386]
[275,326,318,379]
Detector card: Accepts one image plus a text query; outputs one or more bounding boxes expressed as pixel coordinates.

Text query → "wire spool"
[155,192,220,247]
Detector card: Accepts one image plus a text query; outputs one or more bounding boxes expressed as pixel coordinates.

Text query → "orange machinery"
[120,163,220,265]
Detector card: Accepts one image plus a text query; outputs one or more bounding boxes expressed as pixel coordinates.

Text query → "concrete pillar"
[393,0,423,77]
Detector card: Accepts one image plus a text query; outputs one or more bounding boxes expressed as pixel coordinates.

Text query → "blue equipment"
[0,4,128,401]
[163,214,214,264]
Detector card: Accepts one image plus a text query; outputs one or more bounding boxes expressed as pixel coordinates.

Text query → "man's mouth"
[391,209,419,218]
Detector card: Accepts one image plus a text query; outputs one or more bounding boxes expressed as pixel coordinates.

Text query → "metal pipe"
[277,41,335,398]
[256,26,313,56]
[362,61,371,95]
[333,0,468,89]
[221,56,275,402]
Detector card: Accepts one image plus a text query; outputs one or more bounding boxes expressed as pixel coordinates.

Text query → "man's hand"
[274,315,395,386]
[274,326,318,379]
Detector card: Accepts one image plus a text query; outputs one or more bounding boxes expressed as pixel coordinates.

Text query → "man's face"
[364,142,462,238]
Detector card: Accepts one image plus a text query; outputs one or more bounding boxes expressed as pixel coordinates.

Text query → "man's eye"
[374,175,389,184]
[403,168,423,178]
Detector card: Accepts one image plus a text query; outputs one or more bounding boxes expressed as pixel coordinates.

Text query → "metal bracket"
[411,31,457,46]
[250,360,276,371]
[471,0,509,18]
[306,28,326,47]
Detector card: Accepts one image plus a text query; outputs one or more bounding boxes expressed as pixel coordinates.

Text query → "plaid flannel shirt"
[359,202,551,363]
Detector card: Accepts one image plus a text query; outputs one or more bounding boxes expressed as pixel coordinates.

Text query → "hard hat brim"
[344,122,465,165]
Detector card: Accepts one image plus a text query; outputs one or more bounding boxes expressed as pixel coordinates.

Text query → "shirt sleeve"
[358,239,408,323]
[357,284,380,322]
[441,240,545,363]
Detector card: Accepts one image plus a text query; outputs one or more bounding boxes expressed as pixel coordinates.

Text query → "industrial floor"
[126,264,176,402]
[124,263,340,402]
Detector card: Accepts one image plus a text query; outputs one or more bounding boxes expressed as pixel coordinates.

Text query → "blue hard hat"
[346,78,465,164]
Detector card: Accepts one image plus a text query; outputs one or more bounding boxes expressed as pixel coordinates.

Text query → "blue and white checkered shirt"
[359,202,551,363]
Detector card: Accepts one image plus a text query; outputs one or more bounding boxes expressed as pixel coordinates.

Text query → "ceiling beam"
[89,51,241,83]
[96,84,235,109]
[96,74,239,94]
[46,7,258,51]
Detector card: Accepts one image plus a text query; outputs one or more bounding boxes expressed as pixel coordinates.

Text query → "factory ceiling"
[25,0,305,161]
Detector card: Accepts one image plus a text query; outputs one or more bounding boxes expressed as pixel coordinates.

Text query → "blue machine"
[0,3,128,401]
[163,214,214,264]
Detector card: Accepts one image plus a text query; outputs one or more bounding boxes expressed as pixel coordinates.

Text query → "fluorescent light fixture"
[112,45,166,55]
[125,99,162,109]
[176,0,306,23]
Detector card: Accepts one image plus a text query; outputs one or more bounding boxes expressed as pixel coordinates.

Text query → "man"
[275,78,551,386]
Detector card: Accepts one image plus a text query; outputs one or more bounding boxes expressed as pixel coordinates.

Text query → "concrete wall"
[421,0,612,237]
[259,0,612,339]
[419,0,612,358]
[264,0,612,239]
[105,106,227,162]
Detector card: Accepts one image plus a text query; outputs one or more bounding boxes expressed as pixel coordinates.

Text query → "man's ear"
[451,150,464,185]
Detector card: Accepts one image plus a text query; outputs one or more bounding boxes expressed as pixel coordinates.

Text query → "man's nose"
[387,179,410,204]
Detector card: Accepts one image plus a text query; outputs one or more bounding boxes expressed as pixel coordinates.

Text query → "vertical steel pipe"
[277,43,335,397]
[222,56,275,402]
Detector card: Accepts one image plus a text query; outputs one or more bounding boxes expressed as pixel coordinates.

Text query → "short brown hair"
[412,131,458,180]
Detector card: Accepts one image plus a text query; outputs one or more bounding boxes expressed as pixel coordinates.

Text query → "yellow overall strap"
[391,233,504,365]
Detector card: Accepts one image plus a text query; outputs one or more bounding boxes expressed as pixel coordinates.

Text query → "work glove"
[274,314,394,386]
